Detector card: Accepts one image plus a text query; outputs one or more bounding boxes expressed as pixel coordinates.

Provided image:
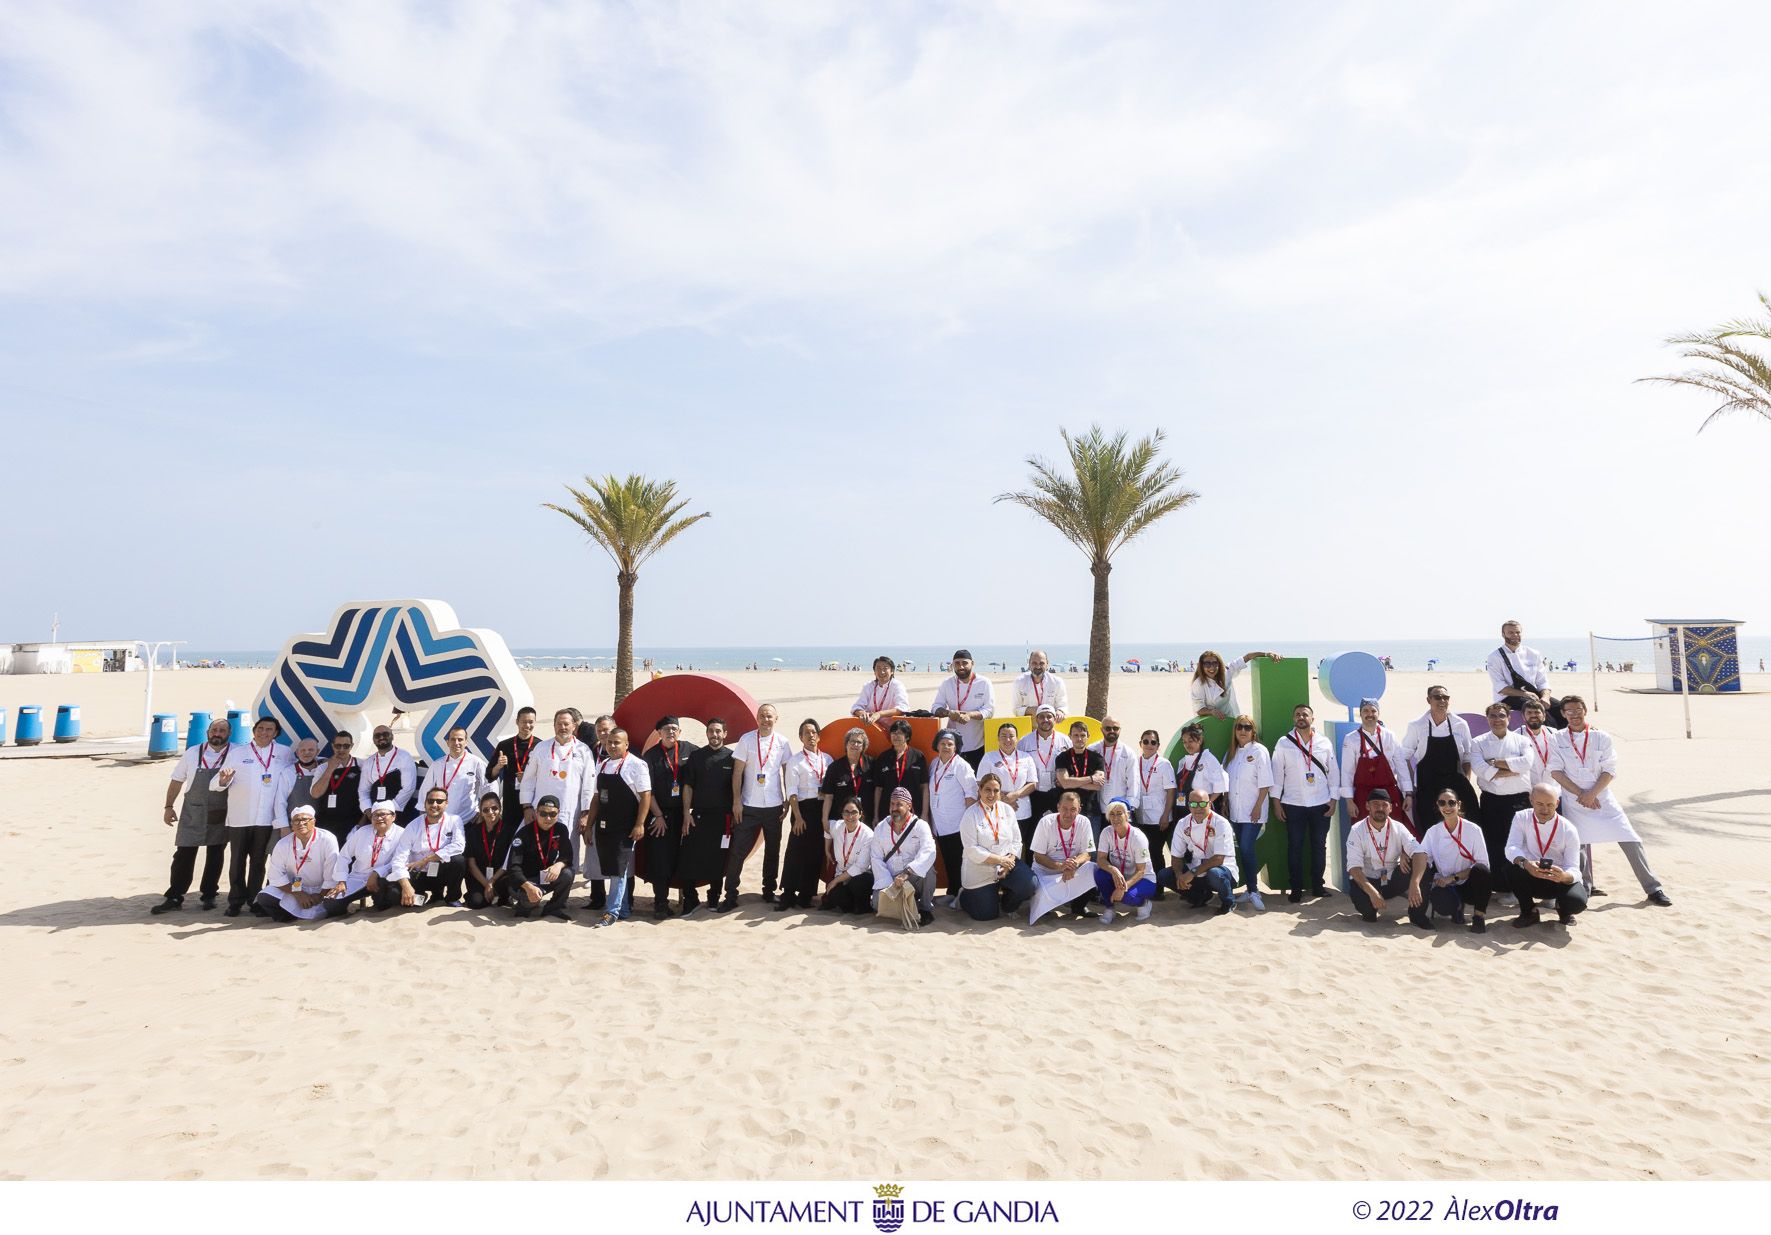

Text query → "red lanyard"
[1139,756,1160,792]
[1531,813,1562,860]
[1179,753,1199,788]
[849,760,865,794]
[538,824,559,866]
[664,742,680,783]
[840,825,863,867]
[1067,749,1090,777]
[326,758,354,791]
[1288,731,1313,762]
[1366,821,1392,869]
[894,749,908,783]
[1527,727,1550,766]
[251,743,275,775]
[1001,751,1021,783]
[954,676,974,713]
[1359,728,1384,760]
[1446,820,1476,864]
[1056,821,1078,860]
[755,733,776,772]
[370,832,388,867]
[603,755,627,782]
[801,748,825,787]
[200,744,225,771]
[513,737,534,778]
[986,804,1007,845]
[932,755,954,796]
[1034,734,1056,769]
[1100,742,1118,777]
[1111,826,1131,869]
[1569,728,1591,766]
[1188,816,1210,856]
[871,682,889,712]
[479,819,501,862]
[374,750,396,782]
[425,816,446,852]
[1031,676,1044,706]
[439,755,465,791]
[550,740,575,776]
[292,830,317,875]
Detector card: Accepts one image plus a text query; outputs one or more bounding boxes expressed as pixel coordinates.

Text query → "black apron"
[596,759,641,875]
[313,759,362,844]
[175,758,229,847]
[1412,721,1478,837]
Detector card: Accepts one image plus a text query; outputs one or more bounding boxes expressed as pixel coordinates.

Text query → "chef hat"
[290,803,316,818]
[369,801,398,816]
[890,787,913,804]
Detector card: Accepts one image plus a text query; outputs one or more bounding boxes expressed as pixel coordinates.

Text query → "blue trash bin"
[15,705,44,746]
[0,706,8,745]
[150,713,178,758]
[53,704,81,743]
[227,709,251,744]
[186,710,213,749]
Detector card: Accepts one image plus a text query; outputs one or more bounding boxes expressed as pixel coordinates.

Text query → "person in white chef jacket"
[1028,792,1098,922]
[388,788,468,908]
[820,798,875,915]
[1221,716,1273,909]
[978,722,1039,858]
[1504,784,1589,927]
[1419,790,1493,933]
[1189,650,1281,719]
[850,656,911,726]
[521,708,600,899]
[956,773,1034,920]
[1270,704,1340,903]
[357,724,420,822]
[869,787,938,925]
[253,804,340,922]
[1485,620,1562,723]
[1167,789,1238,915]
[1343,790,1428,927]
[270,738,326,840]
[1548,696,1671,906]
[419,725,490,822]
[1011,650,1070,719]
[931,649,996,768]
[924,729,979,910]
[325,801,407,915]
[1089,718,1136,815]
[1129,728,1177,870]
[217,715,295,917]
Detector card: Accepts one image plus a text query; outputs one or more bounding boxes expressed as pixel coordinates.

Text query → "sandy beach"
[3,665,1768,1181]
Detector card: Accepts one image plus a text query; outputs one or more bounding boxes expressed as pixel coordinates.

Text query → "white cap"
[369,801,397,816]
[289,803,316,819]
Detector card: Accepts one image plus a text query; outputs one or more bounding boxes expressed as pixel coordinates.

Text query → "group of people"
[149,626,1669,933]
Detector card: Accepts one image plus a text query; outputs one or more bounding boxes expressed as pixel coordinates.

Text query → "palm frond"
[1642,293,1771,432]
[995,424,1198,565]
[544,474,711,573]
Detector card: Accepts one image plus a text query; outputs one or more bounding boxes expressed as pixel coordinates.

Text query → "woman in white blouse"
[957,774,1033,920]
[1190,650,1281,720]
[1221,715,1273,910]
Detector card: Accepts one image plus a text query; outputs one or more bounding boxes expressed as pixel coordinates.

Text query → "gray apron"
[175,761,230,847]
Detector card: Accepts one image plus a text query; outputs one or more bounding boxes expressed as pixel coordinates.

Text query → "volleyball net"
[1587,630,1689,737]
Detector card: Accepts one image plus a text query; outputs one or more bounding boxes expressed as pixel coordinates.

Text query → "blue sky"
[3,1,1769,650]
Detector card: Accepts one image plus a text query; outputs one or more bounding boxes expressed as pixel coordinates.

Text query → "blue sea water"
[177,634,1771,674]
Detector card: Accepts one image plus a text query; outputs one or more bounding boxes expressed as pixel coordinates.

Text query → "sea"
[173,635,1771,674]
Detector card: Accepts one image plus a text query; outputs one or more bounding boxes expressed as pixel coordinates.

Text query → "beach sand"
[2,666,1767,1180]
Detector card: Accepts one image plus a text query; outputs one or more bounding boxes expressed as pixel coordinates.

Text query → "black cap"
[952,649,973,661]
[1366,789,1391,802]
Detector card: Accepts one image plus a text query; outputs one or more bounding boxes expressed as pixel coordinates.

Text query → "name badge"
[1304,772,1315,783]
[755,772,767,785]
[599,788,610,804]
[291,879,303,892]
[261,774,273,786]
[375,787,388,801]
[670,785,681,798]
[720,833,731,849]
[326,794,338,809]
[425,861,439,877]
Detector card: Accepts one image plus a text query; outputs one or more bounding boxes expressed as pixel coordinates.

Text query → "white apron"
[1029,867,1095,924]
[1557,784,1641,845]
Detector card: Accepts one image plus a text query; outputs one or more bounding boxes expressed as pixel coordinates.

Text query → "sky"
[3,0,1769,651]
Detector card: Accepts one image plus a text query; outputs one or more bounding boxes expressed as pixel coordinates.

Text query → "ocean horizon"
[171,634,1769,675]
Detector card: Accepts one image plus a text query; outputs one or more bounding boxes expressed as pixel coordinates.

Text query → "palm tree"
[1637,292,1771,430]
[995,426,1199,717]
[544,475,710,706]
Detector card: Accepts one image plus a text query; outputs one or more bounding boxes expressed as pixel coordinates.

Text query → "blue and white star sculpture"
[254,600,534,762]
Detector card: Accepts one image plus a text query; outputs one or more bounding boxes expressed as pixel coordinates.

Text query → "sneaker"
[1248,891,1265,911]
[1100,907,1117,924]
[1135,903,1153,921]
[446,899,465,908]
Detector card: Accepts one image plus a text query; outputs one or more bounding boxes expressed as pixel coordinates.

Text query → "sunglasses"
[1437,798,1459,806]
[1429,695,1450,703]
[1235,723,1254,730]
[1140,738,1159,745]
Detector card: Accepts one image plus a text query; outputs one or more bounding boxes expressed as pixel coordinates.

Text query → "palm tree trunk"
[1087,558,1112,718]
[614,570,637,706]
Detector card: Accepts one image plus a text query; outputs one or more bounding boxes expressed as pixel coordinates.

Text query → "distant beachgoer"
[1190,650,1280,720]
[1486,620,1563,726]
[851,656,910,725]
[1011,650,1070,718]
[1402,687,1477,837]
[931,649,996,768]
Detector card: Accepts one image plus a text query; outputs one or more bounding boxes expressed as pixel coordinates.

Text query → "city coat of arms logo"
[871,1183,905,1233]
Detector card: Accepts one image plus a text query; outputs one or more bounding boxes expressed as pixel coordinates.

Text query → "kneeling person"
[869,787,937,926]
[821,799,875,914]
[1169,789,1238,915]
[509,795,577,919]
[1094,800,1158,923]
[325,801,405,915]
[390,788,467,908]
[957,773,1033,920]
[1345,790,1429,927]
[1505,783,1589,928]
[1421,790,1493,933]
[255,804,340,922]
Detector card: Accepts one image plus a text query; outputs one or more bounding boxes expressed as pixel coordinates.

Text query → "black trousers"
[1512,868,1589,917]
[166,843,225,901]
[1348,867,1430,926]
[935,831,965,897]
[465,870,511,908]
[960,747,985,770]
[1136,823,1169,875]
[514,871,576,917]
[1018,814,1040,863]
[958,863,1035,920]
[1026,790,1059,857]
[226,826,272,908]
[407,858,466,903]
[722,805,783,901]
[821,872,875,914]
[779,814,826,906]
[1427,864,1493,917]
[646,808,683,902]
[323,876,400,916]
[1477,791,1529,893]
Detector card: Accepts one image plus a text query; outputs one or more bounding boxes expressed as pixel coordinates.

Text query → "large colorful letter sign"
[254,600,532,763]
